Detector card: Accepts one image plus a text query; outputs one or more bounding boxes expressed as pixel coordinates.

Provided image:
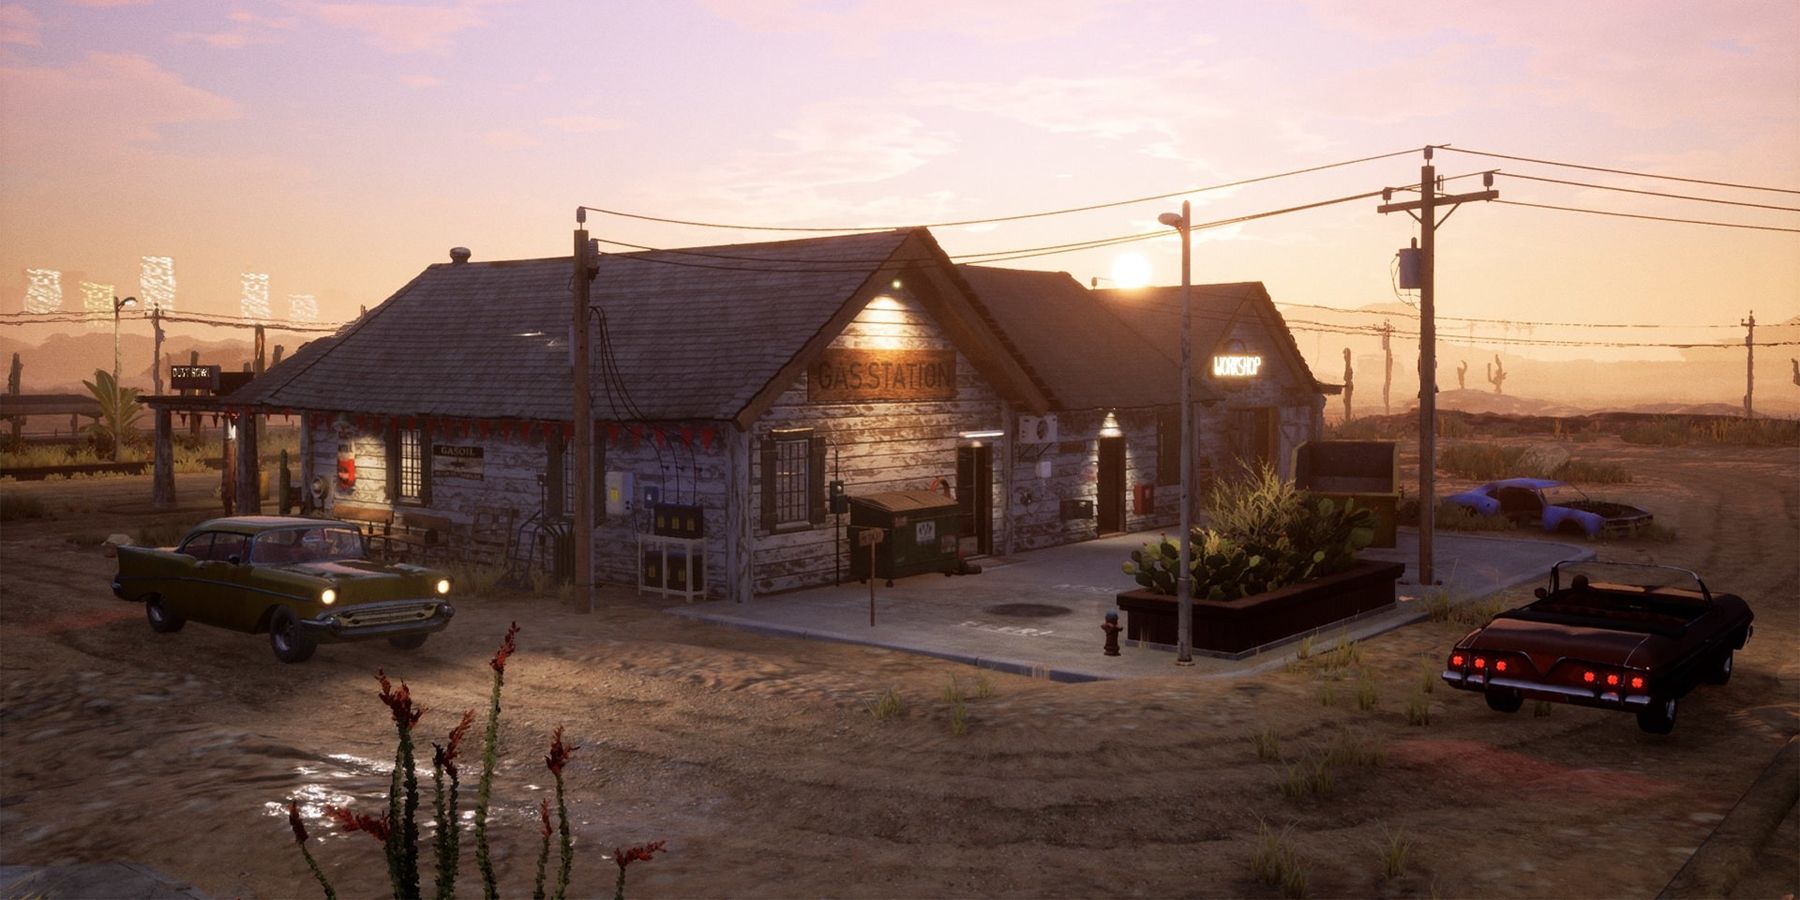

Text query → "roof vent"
[449,246,472,265]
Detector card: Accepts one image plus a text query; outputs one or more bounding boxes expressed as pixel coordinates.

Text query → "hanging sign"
[432,444,485,481]
[1211,339,1262,379]
[807,348,956,403]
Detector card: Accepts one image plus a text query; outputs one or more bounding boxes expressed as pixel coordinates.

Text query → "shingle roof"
[235,230,920,421]
[956,265,1177,410]
[1092,283,1321,397]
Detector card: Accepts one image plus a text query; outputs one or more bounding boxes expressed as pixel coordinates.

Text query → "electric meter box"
[846,490,962,584]
[605,471,633,516]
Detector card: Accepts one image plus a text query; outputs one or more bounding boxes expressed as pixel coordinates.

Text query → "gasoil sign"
[432,444,484,480]
[807,348,956,402]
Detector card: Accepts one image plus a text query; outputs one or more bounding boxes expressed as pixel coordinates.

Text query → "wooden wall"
[749,293,1007,596]
[1005,407,1177,552]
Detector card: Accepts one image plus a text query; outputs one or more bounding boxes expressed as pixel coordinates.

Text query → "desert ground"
[1,434,1795,898]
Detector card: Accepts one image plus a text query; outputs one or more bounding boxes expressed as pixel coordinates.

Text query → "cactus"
[1456,360,1467,390]
[4,352,20,445]
[1340,348,1354,422]
[1485,353,1507,394]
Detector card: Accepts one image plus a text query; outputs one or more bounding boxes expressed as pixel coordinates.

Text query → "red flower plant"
[376,669,424,728]
[545,726,578,776]
[287,800,309,844]
[491,621,520,673]
[614,840,667,872]
[433,708,476,778]
[325,804,392,843]
[538,797,552,839]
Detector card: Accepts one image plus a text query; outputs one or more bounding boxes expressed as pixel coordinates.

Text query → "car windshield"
[249,526,367,565]
[1555,560,1704,594]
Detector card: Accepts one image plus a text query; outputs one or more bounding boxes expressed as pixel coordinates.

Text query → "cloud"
[306,0,509,53]
[1,4,43,45]
[399,73,442,88]
[67,0,151,6]
[541,115,626,134]
[702,0,1112,44]
[0,52,240,151]
[480,129,538,150]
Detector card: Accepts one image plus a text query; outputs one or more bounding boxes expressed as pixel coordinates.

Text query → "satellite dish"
[310,476,327,500]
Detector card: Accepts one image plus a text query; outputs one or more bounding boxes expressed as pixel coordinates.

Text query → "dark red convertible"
[1442,561,1753,734]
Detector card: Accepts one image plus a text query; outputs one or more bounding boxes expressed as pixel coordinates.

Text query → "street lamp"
[1157,201,1195,666]
[112,295,137,384]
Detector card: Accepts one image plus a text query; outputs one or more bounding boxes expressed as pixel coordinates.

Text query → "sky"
[3,0,1797,365]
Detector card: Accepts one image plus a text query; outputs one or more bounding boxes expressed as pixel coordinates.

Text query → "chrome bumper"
[1441,669,1651,709]
[301,599,455,642]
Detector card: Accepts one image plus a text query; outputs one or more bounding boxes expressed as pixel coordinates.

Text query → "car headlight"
[321,588,337,605]
[436,578,451,595]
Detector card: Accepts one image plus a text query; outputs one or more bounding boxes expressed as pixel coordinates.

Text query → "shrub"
[948,699,969,736]
[1252,727,1281,761]
[1405,693,1431,726]
[1122,464,1373,600]
[1377,826,1412,879]
[1318,683,1337,708]
[1325,728,1385,768]
[972,673,996,699]
[1250,820,1310,898]
[1355,679,1379,711]
[1558,458,1631,484]
[866,687,904,720]
[0,493,47,521]
[1279,757,1335,800]
[1397,499,1516,533]
[1438,442,1527,481]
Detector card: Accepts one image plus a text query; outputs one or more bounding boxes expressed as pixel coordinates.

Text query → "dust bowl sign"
[808,349,956,403]
[432,444,484,481]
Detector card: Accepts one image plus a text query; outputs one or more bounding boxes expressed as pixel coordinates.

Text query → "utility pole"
[1741,311,1755,418]
[151,307,165,395]
[1380,319,1393,415]
[572,213,596,613]
[1377,147,1497,587]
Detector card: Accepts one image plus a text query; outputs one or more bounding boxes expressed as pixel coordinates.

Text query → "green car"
[112,515,456,663]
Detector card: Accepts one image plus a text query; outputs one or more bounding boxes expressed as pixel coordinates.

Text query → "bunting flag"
[680,425,694,447]
[654,427,667,448]
[354,414,368,431]
[606,422,620,443]
[478,421,490,438]
[562,423,574,440]
[699,426,715,451]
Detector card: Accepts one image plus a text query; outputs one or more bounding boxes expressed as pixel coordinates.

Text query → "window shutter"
[759,436,777,533]
[385,424,399,503]
[808,435,827,525]
[419,429,432,507]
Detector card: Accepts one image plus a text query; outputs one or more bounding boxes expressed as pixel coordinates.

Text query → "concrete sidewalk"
[668,528,1591,681]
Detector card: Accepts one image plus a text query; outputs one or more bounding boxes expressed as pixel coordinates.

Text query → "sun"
[1110,252,1152,289]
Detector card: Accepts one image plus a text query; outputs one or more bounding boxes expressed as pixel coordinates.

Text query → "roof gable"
[1093,282,1321,398]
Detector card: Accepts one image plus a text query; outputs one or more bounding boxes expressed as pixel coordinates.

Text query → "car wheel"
[1485,690,1524,713]
[1636,696,1678,734]
[388,634,428,651]
[145,596,186,633]
[1704,650,1733,685]
[268,607,317,664]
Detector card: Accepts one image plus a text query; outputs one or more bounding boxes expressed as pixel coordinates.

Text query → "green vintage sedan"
[112,515,456,663]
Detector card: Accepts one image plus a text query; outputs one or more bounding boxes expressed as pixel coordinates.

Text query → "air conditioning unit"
[1018,414,1059,444]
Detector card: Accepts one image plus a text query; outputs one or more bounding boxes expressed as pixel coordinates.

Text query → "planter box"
[1116,559,1407,653]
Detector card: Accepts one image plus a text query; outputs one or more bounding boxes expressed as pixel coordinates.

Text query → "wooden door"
[1229,407,1276,474]
[1097,436,1125,534]
[955,444,993,556]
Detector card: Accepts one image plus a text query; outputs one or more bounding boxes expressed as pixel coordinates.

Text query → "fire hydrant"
[1102,610,1123,656]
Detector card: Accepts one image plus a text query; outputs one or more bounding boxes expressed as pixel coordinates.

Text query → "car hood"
[278,560,431,580]
[1461,615,1656,670]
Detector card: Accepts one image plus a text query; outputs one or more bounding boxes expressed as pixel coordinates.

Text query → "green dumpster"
[846,490,962,585]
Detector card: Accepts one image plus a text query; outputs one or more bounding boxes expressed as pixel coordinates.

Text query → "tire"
[388,634,428,651]
[268,607,317,664]
[1485,690,1524,713]
[145,597,186,634]
[1704,650,1733,685]
[1636,696,1678,734]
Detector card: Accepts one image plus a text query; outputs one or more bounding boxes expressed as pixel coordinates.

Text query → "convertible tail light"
[1582,670,1596,684]
[1629,676,1645,690]
[1604,673,1620,687]
[1450,653,1465,668]
[1473,657,1487,670]
[1494,659,1509,673]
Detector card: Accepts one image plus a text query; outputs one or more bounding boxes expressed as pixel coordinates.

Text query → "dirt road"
[2,440,1794,898]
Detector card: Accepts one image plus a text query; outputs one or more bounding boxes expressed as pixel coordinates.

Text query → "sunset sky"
[3,0,1796,362]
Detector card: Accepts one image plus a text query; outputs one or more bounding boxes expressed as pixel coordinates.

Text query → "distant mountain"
[0,330,314,394]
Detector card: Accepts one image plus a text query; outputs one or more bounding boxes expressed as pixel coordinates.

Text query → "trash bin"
[846,490,962,585]
[1293,440,1400,547]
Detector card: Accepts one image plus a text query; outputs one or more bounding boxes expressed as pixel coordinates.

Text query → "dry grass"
[0,493,48,521]
[1279,756,1335,800]
[1355,678,1379,711]
[1377,825,1412,879]
[1531,700,1555,718]
[1405,693,1432,727]
[865,688,904,720]
[1252,727,1281,762]
[1250,820,1309,898]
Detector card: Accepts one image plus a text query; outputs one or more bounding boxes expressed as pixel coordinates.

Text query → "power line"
[1501,173,1800,213]
[596,189,1389,274]
[1273,299,1741,329]
[1440,147,1800,195]
[0,310,345,332]
[1494,199,1800,234]
[577,148,1422,234]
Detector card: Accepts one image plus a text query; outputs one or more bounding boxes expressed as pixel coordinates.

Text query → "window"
[388,424,430,506]
[177,533,214,560]
[760,429,824,532]
[211,532,248,563]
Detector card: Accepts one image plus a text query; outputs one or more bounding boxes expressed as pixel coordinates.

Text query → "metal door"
[955,444,993,556]
[1097,436,1126,534]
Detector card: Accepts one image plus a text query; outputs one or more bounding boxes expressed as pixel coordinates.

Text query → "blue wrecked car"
[1445,478,1654,538]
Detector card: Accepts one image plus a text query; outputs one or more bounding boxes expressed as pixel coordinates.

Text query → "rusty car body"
[1445,477,1652,537]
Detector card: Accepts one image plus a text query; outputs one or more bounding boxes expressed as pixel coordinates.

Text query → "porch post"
[234,411,262,514]
[724,425,753,603]
[152,406,174,509]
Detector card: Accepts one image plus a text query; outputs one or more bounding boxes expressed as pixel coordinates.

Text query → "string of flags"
[249,410,725,451]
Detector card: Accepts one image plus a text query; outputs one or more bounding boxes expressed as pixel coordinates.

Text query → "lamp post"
[112,295,137,385]
[1157,201,1195,666]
